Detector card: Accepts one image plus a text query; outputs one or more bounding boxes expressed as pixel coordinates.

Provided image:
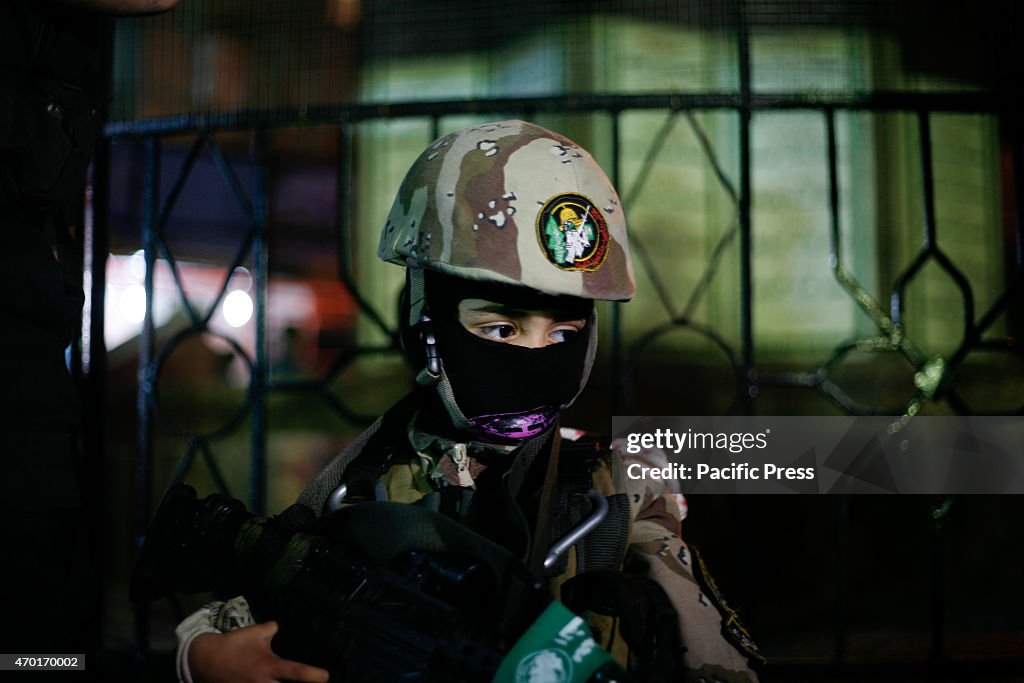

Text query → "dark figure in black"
[0,0,178,656]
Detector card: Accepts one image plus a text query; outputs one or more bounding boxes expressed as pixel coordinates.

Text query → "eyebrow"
[461,303,586,322]
[467,303,530,316]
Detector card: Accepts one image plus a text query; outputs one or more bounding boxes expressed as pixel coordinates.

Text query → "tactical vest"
[297,394,770,678]
[296,393,634,582]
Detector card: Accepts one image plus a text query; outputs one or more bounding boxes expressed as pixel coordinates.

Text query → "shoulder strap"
[545,435,631,576]
[296,391,426,514]
[295,417,384,514]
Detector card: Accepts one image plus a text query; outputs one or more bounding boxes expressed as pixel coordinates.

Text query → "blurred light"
[129,249,147,280]
[328,0,360,28]
[120,283,147,324]
[231,266,252,291]
[223,289,253,328]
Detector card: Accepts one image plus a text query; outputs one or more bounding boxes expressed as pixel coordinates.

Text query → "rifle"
[131,484,625,682]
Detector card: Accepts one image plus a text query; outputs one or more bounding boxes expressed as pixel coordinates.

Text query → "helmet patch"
[536,193,609,271]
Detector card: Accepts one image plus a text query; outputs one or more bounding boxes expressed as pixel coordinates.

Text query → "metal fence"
[83,6,1023,679]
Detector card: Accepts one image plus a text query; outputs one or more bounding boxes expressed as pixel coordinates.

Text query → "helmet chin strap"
[408,264,475,432]
[408,265,440,385]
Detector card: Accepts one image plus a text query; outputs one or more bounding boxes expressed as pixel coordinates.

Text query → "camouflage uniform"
[175,121,761,682]
[175,426,762,682]
[299,422,762,681]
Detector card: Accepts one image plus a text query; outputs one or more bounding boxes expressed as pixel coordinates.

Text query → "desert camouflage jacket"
[175,417,762,682]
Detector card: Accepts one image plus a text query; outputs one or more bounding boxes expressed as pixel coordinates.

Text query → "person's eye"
[549,327,582,344]
[478,324,517,341]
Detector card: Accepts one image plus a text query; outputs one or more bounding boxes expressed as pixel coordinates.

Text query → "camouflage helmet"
[378,120,635,301]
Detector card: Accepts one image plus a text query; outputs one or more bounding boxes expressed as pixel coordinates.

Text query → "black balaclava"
[403,270,595,443]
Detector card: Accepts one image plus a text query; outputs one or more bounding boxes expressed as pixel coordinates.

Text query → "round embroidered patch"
[536,193,610,271]
[515,649,572,683]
